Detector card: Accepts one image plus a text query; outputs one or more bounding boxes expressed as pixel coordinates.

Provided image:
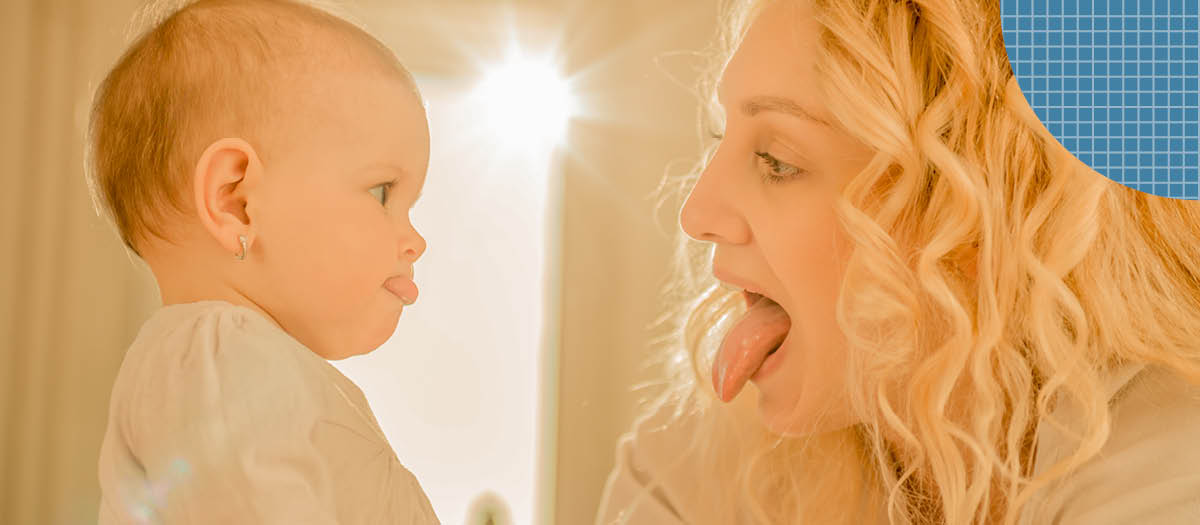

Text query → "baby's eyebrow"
[357,161,410,179]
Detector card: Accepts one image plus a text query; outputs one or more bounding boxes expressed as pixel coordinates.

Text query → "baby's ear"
[192,138,262,257]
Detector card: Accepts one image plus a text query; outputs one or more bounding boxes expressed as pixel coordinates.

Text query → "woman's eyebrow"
[743,95,831,127]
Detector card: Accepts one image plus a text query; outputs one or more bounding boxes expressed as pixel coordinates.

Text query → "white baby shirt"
[97,300,439,524]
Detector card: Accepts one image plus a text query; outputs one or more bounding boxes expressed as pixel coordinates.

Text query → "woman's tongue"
[712,295,792,402]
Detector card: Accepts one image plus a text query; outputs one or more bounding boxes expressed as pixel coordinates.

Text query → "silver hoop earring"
[234,235,248,261]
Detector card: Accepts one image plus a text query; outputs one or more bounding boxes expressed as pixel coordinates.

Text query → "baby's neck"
[143,243,281,330]
[160,281,275,325]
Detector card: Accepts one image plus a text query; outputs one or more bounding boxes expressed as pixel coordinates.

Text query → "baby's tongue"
[712,296,791,402]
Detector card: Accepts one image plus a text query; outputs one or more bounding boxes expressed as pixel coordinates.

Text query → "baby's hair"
[85,0,415,256]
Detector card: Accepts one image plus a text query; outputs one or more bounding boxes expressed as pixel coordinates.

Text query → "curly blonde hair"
[633,0,1200,523]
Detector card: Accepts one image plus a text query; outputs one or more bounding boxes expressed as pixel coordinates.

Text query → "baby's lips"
[384,276,419,305]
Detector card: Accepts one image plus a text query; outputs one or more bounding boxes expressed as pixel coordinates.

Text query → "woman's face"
[680,0,876,436]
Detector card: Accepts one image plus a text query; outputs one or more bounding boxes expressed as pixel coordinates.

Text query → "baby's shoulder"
[132,300,322,377]
[117,301,334,426]
[106,302,381,494]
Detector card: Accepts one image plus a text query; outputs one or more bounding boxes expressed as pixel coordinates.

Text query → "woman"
[596,0,1200,523]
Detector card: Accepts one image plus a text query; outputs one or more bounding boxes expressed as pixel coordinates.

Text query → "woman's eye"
[754,152,805,183]
[368,182,393,206]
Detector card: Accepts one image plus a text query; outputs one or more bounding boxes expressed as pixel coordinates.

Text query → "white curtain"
[0,0,159,523]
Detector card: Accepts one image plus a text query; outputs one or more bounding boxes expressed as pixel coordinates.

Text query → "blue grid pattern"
[1001,0,1200,200]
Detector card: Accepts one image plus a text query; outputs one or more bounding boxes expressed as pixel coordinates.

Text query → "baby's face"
[249,69,430,360]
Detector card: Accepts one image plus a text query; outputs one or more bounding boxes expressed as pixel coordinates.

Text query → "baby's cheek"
[340,222,397,281]
[276,207,371,291]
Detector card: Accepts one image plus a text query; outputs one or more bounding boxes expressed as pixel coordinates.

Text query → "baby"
[89,0,438,523]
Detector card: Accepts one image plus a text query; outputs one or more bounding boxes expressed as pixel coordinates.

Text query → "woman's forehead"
[718,0,830,122]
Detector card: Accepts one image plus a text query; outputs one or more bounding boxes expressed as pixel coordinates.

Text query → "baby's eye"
[368,182,393,206]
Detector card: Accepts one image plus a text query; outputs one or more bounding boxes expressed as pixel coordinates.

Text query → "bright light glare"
[476,55,575,150]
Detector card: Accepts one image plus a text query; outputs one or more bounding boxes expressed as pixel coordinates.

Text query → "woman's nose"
[679,160,751,245]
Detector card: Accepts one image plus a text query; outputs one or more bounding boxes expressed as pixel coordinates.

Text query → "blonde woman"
[596,0,1200,523]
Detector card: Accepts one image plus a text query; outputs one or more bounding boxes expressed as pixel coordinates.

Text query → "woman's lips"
[383,276,418,305]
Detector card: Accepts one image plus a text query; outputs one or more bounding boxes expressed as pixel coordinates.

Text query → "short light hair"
[86,0,413,256]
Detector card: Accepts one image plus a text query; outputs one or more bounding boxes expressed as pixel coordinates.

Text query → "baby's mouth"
[383,275,419,305]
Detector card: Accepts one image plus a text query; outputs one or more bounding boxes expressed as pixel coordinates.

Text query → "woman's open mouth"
[712,289,792,402]
[743,291,783,356]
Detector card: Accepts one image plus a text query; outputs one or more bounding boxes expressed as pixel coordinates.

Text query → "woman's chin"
[757,395,857,437]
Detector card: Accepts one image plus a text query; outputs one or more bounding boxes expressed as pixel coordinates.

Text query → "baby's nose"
[401,230,426,261]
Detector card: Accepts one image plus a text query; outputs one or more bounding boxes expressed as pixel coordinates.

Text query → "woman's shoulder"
[597,391,757,525]
[1027,364,1200,524]
[597,397,696,525]
[1106,364,1200,448]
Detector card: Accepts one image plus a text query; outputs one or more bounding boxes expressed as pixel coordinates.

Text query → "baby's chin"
[355,313,404,359]
[319,297,408,359]
[318,340,384,361]
[311,316,400,360]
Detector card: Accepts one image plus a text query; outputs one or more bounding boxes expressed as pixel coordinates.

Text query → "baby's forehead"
[150,0,421,141]
[155,0,415,91]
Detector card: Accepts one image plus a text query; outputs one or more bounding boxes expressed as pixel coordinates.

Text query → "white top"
[97,301,440,524]
[596,363,1200,524]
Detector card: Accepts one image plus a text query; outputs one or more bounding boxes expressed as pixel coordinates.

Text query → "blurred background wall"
[0,1,719,523]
